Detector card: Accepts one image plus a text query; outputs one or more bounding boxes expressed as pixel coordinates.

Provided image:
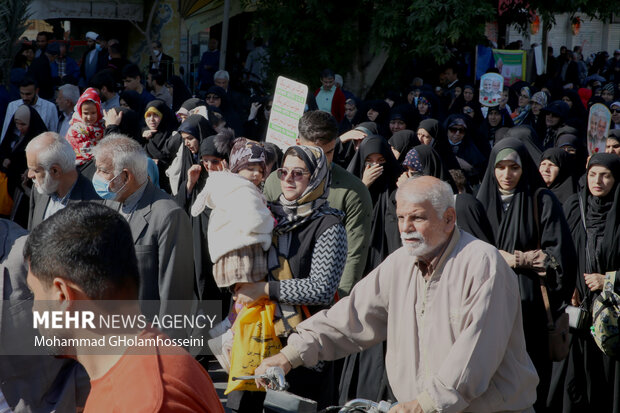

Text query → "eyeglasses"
[276,168,310,180]
[206,95,221,100]
[520,94,530,99]
[463,108,474,114]
[449,127,466,134]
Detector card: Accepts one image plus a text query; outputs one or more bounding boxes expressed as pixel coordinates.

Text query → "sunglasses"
[449,127,466,134]
[206,95,221,100]
[612,109,620,114]
[276,168,310,180]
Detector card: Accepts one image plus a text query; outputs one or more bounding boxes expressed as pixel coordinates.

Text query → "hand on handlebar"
[254,353,292,389]
[388,399,422,413]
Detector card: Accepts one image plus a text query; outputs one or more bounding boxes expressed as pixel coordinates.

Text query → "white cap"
[334,74,343,87]
[85,32,99,41]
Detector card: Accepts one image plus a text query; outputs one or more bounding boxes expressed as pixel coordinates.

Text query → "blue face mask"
[92,172,124,200]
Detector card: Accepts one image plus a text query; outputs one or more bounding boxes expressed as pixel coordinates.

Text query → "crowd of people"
[0,30,619,413]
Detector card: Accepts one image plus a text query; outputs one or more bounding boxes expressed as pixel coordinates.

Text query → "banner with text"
[266,76,308,151]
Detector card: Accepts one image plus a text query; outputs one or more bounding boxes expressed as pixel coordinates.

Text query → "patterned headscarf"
[270,145,342,235]
[229,138,266,174]
[512,86,532,126]
[403,148,423,172]
[66,87,105,165]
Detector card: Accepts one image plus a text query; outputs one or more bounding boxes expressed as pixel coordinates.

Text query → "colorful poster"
[479,73,504,107]
[265,76,308,151]
[492,49,526,86]
[587,103,612,155]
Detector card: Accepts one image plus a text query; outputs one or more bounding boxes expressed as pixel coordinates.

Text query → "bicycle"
[233,367,398,413]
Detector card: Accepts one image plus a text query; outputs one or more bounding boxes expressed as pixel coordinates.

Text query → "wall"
[127,0,181,72]
[507,13,620,59]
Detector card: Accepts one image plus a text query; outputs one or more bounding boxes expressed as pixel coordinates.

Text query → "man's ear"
[49,164,62,179]
[295,138,301,145]
[51,277,85,311]
[444,207,457,231]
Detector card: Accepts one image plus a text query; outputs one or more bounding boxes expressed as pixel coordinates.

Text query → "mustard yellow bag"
[224,299,282,394]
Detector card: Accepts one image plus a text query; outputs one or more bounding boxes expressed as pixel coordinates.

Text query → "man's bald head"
[396,176,455,218]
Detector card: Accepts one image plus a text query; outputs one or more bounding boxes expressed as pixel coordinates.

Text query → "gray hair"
[93,134,148,183]
[396,176,455,218]
[214,70,229,81]
[58,84,80,105]
[25,132,76,172]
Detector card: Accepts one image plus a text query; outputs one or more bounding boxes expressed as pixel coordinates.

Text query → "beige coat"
[281,229,539,412]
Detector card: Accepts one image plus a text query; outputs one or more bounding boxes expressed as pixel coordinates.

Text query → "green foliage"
[246,0,618,93]
[0,0,31,85]
[501,0,618,31]
[246,0,494,91]
[0,0,30,90]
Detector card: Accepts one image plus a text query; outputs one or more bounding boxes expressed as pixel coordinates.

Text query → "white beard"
[33,172,59,195]
[401,231,435,257]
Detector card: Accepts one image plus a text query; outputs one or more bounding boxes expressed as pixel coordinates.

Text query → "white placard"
[265,76,308,151]
[479,73,504,107]
[587,103,612,155]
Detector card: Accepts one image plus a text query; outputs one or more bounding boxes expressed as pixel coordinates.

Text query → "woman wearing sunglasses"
[231,145,347,411]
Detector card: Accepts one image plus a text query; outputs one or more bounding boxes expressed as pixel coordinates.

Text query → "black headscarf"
[417,118,461,171]
[347,135,401,204]
[477,138,546,250]
[405,144,457,192]
[104,107,143,143]
[540,148,579,204]
[478,137,576,321]
[478,106,514,148]
[143,100,178,159]
[332,122,380,169]
[179,97,206,113]
[442,114,488,184]
[505,125,543,162]
[205,86,243,136]
[364,100,391,137]
[199,128,234,160]
[417,91,444,121]
[119,90,143,114]
[0,105,48,195]
[555,133,588,177]
[564,153,620,299]
[168,75,193,112]
[454,193,496,245]
[347,135,402,273]
[388,130,420,163]
[585,154,620,272]
[179,114,215,144]
[389,104,418,134]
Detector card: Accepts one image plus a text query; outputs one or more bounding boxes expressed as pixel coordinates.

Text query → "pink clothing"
[66,87,105,165]
[281,229,538,412]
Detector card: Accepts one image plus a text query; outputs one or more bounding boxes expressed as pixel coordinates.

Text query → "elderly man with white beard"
[255,176,538,413]
[26,132,99,230]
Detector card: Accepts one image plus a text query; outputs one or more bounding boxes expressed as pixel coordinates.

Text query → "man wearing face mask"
[92,134,195,323]
[149,41,174,81]
[25,132,99,230]
[79,32,105,88]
